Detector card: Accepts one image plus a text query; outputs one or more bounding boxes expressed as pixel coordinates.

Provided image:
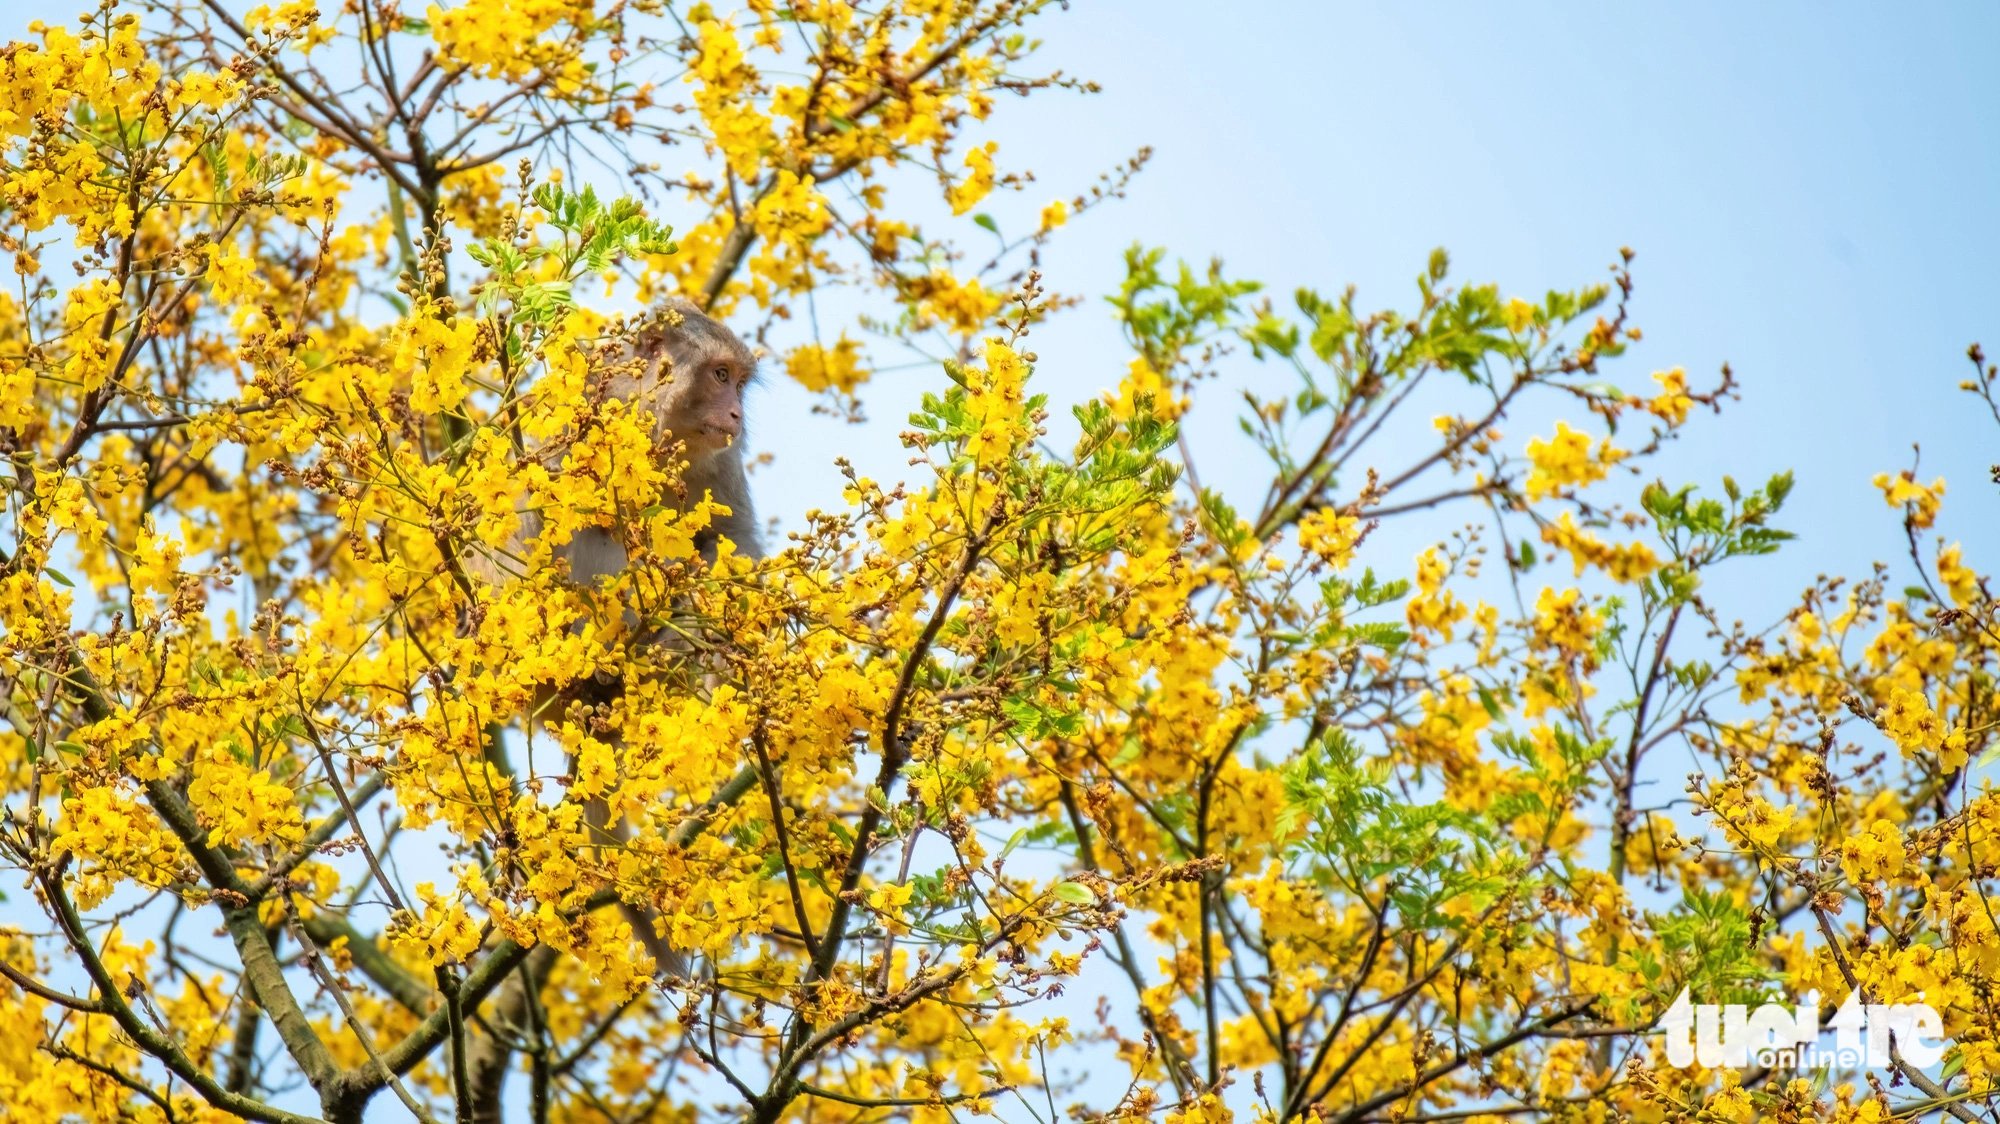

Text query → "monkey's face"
[649,336,753,459]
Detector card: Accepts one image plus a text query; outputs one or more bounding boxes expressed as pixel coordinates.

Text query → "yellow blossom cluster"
[1406,546,1468,641]
[1648,366,1695,425]
[1538,510,1660,582]
[1523,420,1626,501]
[1297,506,1361,567]
[785,334,870,393]
[1878,686,1969,769]
[1108,355,1187,422]
[1874,469,1946,528]
[946,140,1000,215]
[1532,587,1602,666]
[1839,818,1907,884]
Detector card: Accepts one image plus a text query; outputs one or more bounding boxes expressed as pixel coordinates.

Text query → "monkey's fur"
[470,297,763,977]
[561,296,763,579]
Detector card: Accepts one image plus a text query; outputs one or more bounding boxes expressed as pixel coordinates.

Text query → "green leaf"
[1766,470,1795,507]
[1052,881,1095,905]
[973,213,998,234]
[43,567,73,588]
[1346,621,1409,652]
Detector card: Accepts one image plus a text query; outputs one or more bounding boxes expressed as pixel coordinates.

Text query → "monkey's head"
[625,297,757,461]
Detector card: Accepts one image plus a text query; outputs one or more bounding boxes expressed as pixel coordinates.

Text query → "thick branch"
[43,871,328,1124]
[142,778,342,1092]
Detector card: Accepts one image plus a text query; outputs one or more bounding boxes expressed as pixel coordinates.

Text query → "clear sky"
[919,1,2000,609]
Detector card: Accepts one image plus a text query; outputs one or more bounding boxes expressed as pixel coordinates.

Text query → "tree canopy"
[3,3,1998,1124]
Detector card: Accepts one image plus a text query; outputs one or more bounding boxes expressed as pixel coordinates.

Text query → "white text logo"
[1659,989,1946,1070]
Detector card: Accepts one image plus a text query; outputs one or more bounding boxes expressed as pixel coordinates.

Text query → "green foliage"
[1640,471,1796,605]
[468,183,676,325]
[1640,886,1780,1005]
[1109,244,1262,373]
[1276,729,1528,939]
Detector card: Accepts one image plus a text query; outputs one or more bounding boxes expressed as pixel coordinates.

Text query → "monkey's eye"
[712,366,731,384]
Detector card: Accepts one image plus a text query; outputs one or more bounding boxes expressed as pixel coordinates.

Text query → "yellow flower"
[60,277,121,391]
[964,338,1032,462]
[1406,547,1468,640]
[0,359,33,429]
[946,140,999,215]
[1838,819,1906,884]
[1297,507,1360,568]
[1873,470,1945,529]
[914,269,1002,334]
[392,883,485,967]
[1538,511,1658,583]
[400,311,479,414]
[685,15,775,179]
[187,744,305,850]
[1166,1092,1233,1124]
[750,169,830,241]
[1705,1084,1757,1124]
[428,0,579,80]
[1722,792,1798,853]
[1532,586,1602,662]
[1523,421,1625,501]
[786,335,869,393]
[170,69,241,112]
[867,881,915,919]
[1879,686,1942,755]
[1648,367,1694,425]
[42,474,107,548]
[1937,542,1981,607]
[1106,355,1184,421]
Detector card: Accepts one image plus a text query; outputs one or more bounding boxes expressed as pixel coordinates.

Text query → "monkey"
[463,296,763,979]
[560,298,764,975]
[575,297,763,975]
[464,295,763,585]
[559,295,764,582]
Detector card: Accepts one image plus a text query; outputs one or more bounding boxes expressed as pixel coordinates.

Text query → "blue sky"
[835,1,2000,608]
